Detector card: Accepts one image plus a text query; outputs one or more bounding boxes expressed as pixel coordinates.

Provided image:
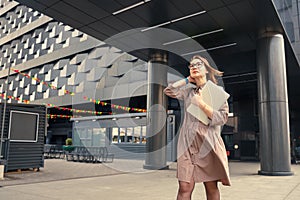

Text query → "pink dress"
[164,83,231,186]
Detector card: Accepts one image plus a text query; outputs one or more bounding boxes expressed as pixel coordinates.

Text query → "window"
[73,127,106,147]
[111,126,147,144]
[9,111,39,142]
[112,127,119,143]
[92,128,106,147]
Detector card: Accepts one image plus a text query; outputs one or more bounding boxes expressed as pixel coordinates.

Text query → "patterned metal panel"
[0,1,148,106]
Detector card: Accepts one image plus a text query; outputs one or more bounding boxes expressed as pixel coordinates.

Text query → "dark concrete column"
[257,32,293,176]
[144,52,168,170]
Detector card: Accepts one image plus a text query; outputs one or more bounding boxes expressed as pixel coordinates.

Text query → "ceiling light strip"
[141,21,171,32]
[181,42,237,56]
[171,11,206,23]
[141,10,206,32]
[113,0,151,15]
[206,42,236,51]
[163,37,191,45]
[163,29,224,46]
[191,29,223,38]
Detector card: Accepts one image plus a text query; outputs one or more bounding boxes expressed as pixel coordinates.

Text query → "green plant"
[65,138,73,146]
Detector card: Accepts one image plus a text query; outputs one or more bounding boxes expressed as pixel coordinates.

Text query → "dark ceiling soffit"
[13,0,300,69]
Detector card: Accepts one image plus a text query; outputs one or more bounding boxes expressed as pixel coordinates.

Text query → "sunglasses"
[188,62,204,69]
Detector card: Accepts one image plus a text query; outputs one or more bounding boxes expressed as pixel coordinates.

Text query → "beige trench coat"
[164,83,231,186]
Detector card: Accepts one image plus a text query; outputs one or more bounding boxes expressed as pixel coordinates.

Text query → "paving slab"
[0,159,299,200]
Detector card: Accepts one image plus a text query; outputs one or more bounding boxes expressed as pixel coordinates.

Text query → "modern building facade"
[0,0,150,146]
[0,0,299,174]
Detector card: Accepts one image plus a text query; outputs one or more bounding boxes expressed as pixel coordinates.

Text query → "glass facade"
[273,0,300,161]
[274,0,300,58]
[72,114,148,147]
[71,114,177,161]
[73,125,106,147]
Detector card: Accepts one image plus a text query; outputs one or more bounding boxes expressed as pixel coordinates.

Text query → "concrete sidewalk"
[0,159,300,200]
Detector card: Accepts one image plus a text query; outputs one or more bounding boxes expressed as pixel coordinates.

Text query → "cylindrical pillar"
[144,52,168,170]
[257,32,293,176]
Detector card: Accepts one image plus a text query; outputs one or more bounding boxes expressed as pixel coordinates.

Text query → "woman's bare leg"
[177,180,195,200]
[204,181,220,200]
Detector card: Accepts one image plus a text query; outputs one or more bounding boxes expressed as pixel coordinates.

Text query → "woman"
[164,55,231,200]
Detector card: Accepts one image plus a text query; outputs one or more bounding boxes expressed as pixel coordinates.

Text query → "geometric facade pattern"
[0,1,147,106]
[0,5,46,70]
[0,5,43,40]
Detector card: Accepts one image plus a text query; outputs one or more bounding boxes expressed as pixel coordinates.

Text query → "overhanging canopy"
[13,0,300,110]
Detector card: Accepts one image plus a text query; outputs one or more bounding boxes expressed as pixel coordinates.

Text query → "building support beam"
[257,32,293,176]
[144,52,168,170]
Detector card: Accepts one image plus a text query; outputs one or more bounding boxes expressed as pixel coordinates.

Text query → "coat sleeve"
[208,101,229,126]
[163,83,186,100]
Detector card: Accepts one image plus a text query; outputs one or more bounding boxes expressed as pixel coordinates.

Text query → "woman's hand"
[191,92,205,108]
[191,92,213,119]
[187,76,196,84]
